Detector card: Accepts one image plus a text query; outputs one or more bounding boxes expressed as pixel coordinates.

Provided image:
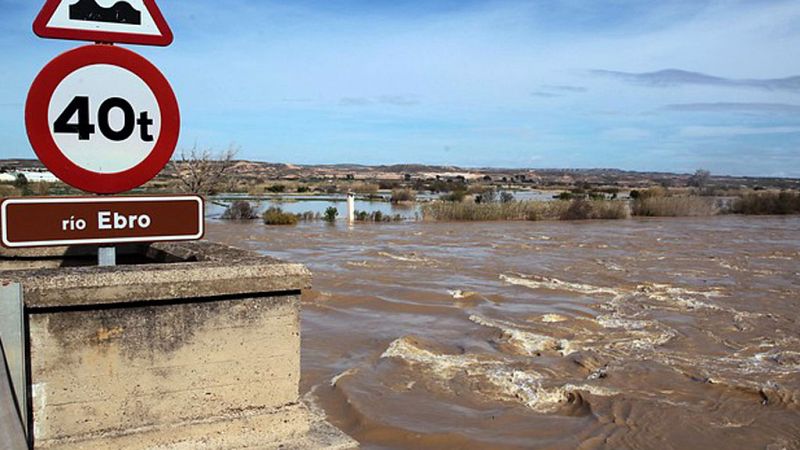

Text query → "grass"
[355,210,404,222]
[0,181,58,198]
[296,211,321,221]
[561,199,630,220]
[732,191,800,215]
[390,189,416,203]
[262,207,299,225]
[632,196,716,217]
[421,199,628,222]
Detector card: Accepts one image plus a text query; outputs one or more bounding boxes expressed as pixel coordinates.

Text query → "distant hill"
[2,159,797,190]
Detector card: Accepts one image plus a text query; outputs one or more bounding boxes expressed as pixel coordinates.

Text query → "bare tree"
[171,144,238,196]
[688,169,711,189]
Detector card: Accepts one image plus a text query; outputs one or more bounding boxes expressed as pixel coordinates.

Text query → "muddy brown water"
[207,216,800,450]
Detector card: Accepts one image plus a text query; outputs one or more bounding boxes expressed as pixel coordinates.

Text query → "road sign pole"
[98,246,116,267]
[0,282,27,445]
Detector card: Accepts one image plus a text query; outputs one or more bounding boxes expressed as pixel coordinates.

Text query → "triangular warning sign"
[33,0,173,47]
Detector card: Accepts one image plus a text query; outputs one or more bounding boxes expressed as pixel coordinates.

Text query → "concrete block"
[0,241,356,449]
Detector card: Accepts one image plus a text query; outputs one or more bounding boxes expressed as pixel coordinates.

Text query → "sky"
[1,0,800,177]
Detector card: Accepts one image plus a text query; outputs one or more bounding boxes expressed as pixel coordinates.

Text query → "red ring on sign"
[25,44,180,194]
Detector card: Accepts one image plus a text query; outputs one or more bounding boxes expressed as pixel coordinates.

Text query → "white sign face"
[46,0,162,36]
[47,64,162,174]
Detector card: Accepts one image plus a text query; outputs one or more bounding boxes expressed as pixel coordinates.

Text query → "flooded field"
[206,190,562,220]
[206,216,800,450]
[207,197,421,220]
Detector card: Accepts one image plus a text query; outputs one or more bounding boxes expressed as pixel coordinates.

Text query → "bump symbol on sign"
[69,0,143,25]
[33,0,173,46]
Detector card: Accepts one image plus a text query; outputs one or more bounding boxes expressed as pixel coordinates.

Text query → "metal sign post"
[98,247,116,267]
[0,282,27,444]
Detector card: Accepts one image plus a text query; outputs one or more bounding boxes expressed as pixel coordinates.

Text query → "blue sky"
[2,0,800,176]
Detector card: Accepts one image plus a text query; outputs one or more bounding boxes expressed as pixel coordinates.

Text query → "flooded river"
[206,216,800,449]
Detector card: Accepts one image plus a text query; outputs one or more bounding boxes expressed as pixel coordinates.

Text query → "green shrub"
[14,174,31,196]
[221,201,259,220]
[324,206,339,223]
[262,207,299,225]
[267,184,286,193]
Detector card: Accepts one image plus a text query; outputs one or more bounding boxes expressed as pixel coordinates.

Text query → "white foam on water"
[346,260,370,267]
[596,314,652,330]
[487,368,618,412]
[381,337,485,378]
[541,314,569,323]
[379,252,436,264]
[470,315,576,356]
[381,337,616,413]
[448,289,478,299]
[330,368,359,387]
[637,283,760,319]
[500,274,621,296]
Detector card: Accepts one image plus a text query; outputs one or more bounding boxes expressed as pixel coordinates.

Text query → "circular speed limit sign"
[25,45,179,194]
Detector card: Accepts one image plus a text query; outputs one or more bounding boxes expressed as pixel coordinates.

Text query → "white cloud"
[679,126,800,138]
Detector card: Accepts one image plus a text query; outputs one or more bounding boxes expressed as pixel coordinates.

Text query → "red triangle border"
[33,0,173,47]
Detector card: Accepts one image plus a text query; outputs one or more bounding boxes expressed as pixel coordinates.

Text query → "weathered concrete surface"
[0,241,357,449]
[47,403,356,450]
[3,242,310,309]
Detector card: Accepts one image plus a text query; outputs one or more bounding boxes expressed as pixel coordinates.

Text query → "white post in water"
[347,192,355,223]
[98,247,116,267]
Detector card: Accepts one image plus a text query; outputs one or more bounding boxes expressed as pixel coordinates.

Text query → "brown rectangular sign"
[1,196,204,248]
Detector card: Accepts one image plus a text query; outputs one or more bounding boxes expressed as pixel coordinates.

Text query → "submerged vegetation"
[324,206,339,223]
[221,200,259,220]
[632,196,717,217]
[732,191,800,215]
[262,207,300,225]
[562,199,630,220]
[421,199,629,222]
[355,210,404,222]
[390,189,416,203]
[235,189,800,226]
